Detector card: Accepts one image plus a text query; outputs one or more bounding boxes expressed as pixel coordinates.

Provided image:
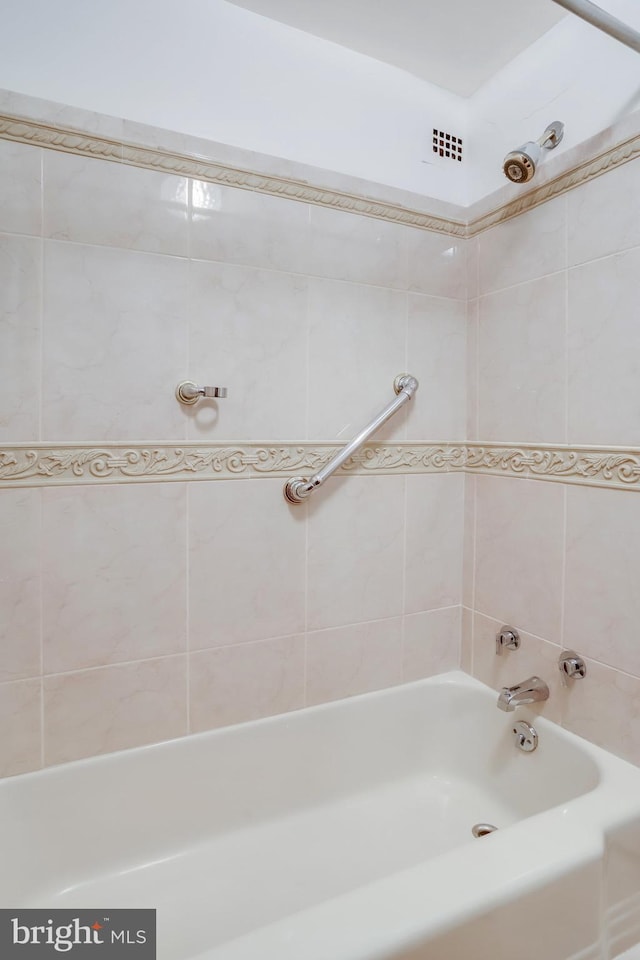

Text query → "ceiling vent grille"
[433,129,463,161]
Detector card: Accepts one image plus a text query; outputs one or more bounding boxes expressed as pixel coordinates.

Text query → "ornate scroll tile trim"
[1,112,638,237]
[0,114,466,238]
[0,443,463,488]
[465,442,640,490]
[2,442,640,491]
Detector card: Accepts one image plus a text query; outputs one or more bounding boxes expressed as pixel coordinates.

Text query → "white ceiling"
[225,0,566,97]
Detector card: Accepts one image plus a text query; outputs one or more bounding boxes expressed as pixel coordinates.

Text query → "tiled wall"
[0,137,468,775]
[464,156,640,766]
[3,114,639,778]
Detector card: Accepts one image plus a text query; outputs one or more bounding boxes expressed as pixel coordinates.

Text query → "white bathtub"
[3,671,640,960]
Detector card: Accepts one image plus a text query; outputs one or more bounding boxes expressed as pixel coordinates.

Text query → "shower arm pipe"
[284,374,419,504]
[551,0,640,54]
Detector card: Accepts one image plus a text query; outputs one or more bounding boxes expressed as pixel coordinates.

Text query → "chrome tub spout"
[497,676,550,712]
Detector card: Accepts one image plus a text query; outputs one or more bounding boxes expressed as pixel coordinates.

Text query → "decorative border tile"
[0,114,466,238]
[465,442,640,491]
[0,443,462,488]
[0,111,638,238]
[2,442,640,491]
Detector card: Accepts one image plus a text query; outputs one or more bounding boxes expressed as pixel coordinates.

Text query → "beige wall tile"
[44,152,189,256]
[478,196,566,295]
[404,473,464,614]
[474,476,564,642]
[189,635,304,731]
[187,261,307,441]
[568,247,640,446]
[306,618,402,705]
[462,475,475,609]
[0,489,41,682]
[307,278,407,442]
[42,242,189,440]
[466,299,478,441]
[406,228,467,299]
[560,657,640,767]
[189,480,306,649]
[461,606,473,674]
[189,183,310,275]
[402,607,461,682]
[309,206,407,288]
[0,140,41,236]
[564,485,640,677]
[44,656,187,766]
[477,274,567,442]
[307,475,404,631]
[0,679,42,777]
[406,294,466,441]
[466,236,479,300]
[43,484,187,673]
[568,157,640,267]
[0,234,41,441]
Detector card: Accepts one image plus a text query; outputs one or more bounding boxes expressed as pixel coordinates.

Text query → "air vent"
[433,129,463,161]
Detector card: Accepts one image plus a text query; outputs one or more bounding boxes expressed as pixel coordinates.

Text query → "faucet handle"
[496,625,521,656]
[559,650,587,681]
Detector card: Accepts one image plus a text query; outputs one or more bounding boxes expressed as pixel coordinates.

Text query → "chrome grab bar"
[284,374,419,504]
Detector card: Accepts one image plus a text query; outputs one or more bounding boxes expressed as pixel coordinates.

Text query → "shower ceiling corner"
[223,0,567,97]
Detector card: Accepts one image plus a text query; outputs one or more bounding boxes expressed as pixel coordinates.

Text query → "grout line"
[38,148,44,444]
[458,474,467,675]
[37,651,189,682]
[304,263,311,444]
[185,483,191,733]
[403,289,409,442]
[473,299,479,442]
[559,484,569,726]
[38,149,45,767]
[400,474,408,682]
[38,485,45,769]
[39,675,45,770]
[33,234,470,299]
[303,500,309,706]
[477,264,568,300]
[302,258,310,706]
[402,603,461,618]
[564,194,570,446]
[185,184,192,733]
[470,473,477,675]
[187,177,192,262]
[567,241,640,272]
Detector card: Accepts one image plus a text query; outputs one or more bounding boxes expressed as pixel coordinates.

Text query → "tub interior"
[32,768,536,958]
[0,672,601,959]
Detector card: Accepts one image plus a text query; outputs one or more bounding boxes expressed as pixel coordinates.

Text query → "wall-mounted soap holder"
[496,625,520,656]
[175,381,228,405]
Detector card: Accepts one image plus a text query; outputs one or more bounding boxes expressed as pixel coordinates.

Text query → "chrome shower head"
[503,142,541,184]
[503,121,564,184]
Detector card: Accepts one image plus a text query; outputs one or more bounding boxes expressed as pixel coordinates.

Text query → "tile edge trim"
[1,113,638,237]
[2,442,640,491]
[0,114,465,238]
